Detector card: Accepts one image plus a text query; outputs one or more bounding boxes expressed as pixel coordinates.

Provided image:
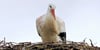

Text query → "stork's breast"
[42,18,59,35]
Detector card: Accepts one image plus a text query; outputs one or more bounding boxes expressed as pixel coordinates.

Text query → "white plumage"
[36,4,66,43]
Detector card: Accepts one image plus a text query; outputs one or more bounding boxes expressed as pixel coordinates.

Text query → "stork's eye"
[49,5,52,8]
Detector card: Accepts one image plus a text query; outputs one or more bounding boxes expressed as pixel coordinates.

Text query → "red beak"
[51,9,56,19]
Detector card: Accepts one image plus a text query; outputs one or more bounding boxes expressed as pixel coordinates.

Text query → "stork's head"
[48,4,56,19]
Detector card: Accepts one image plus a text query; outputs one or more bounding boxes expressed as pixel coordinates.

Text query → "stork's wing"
[56,17,66,43]
[36,16,43,36]
[56,17,66,32]
[36,15,46,37]
[36,19,41,36]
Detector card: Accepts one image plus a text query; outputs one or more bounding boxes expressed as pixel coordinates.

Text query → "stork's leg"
[58,32,66,44]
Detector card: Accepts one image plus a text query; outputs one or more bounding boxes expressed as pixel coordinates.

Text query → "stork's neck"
[47,9,56,20]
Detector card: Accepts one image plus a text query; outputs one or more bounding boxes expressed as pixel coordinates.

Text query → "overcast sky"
[0,0,100,46]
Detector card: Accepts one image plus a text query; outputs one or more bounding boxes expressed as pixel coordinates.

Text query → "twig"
[89,39,94,47]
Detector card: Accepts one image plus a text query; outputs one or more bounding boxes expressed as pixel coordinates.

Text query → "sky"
[0,0,100,46]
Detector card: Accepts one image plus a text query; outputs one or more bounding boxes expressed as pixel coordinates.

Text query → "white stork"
[36,4,66,43]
